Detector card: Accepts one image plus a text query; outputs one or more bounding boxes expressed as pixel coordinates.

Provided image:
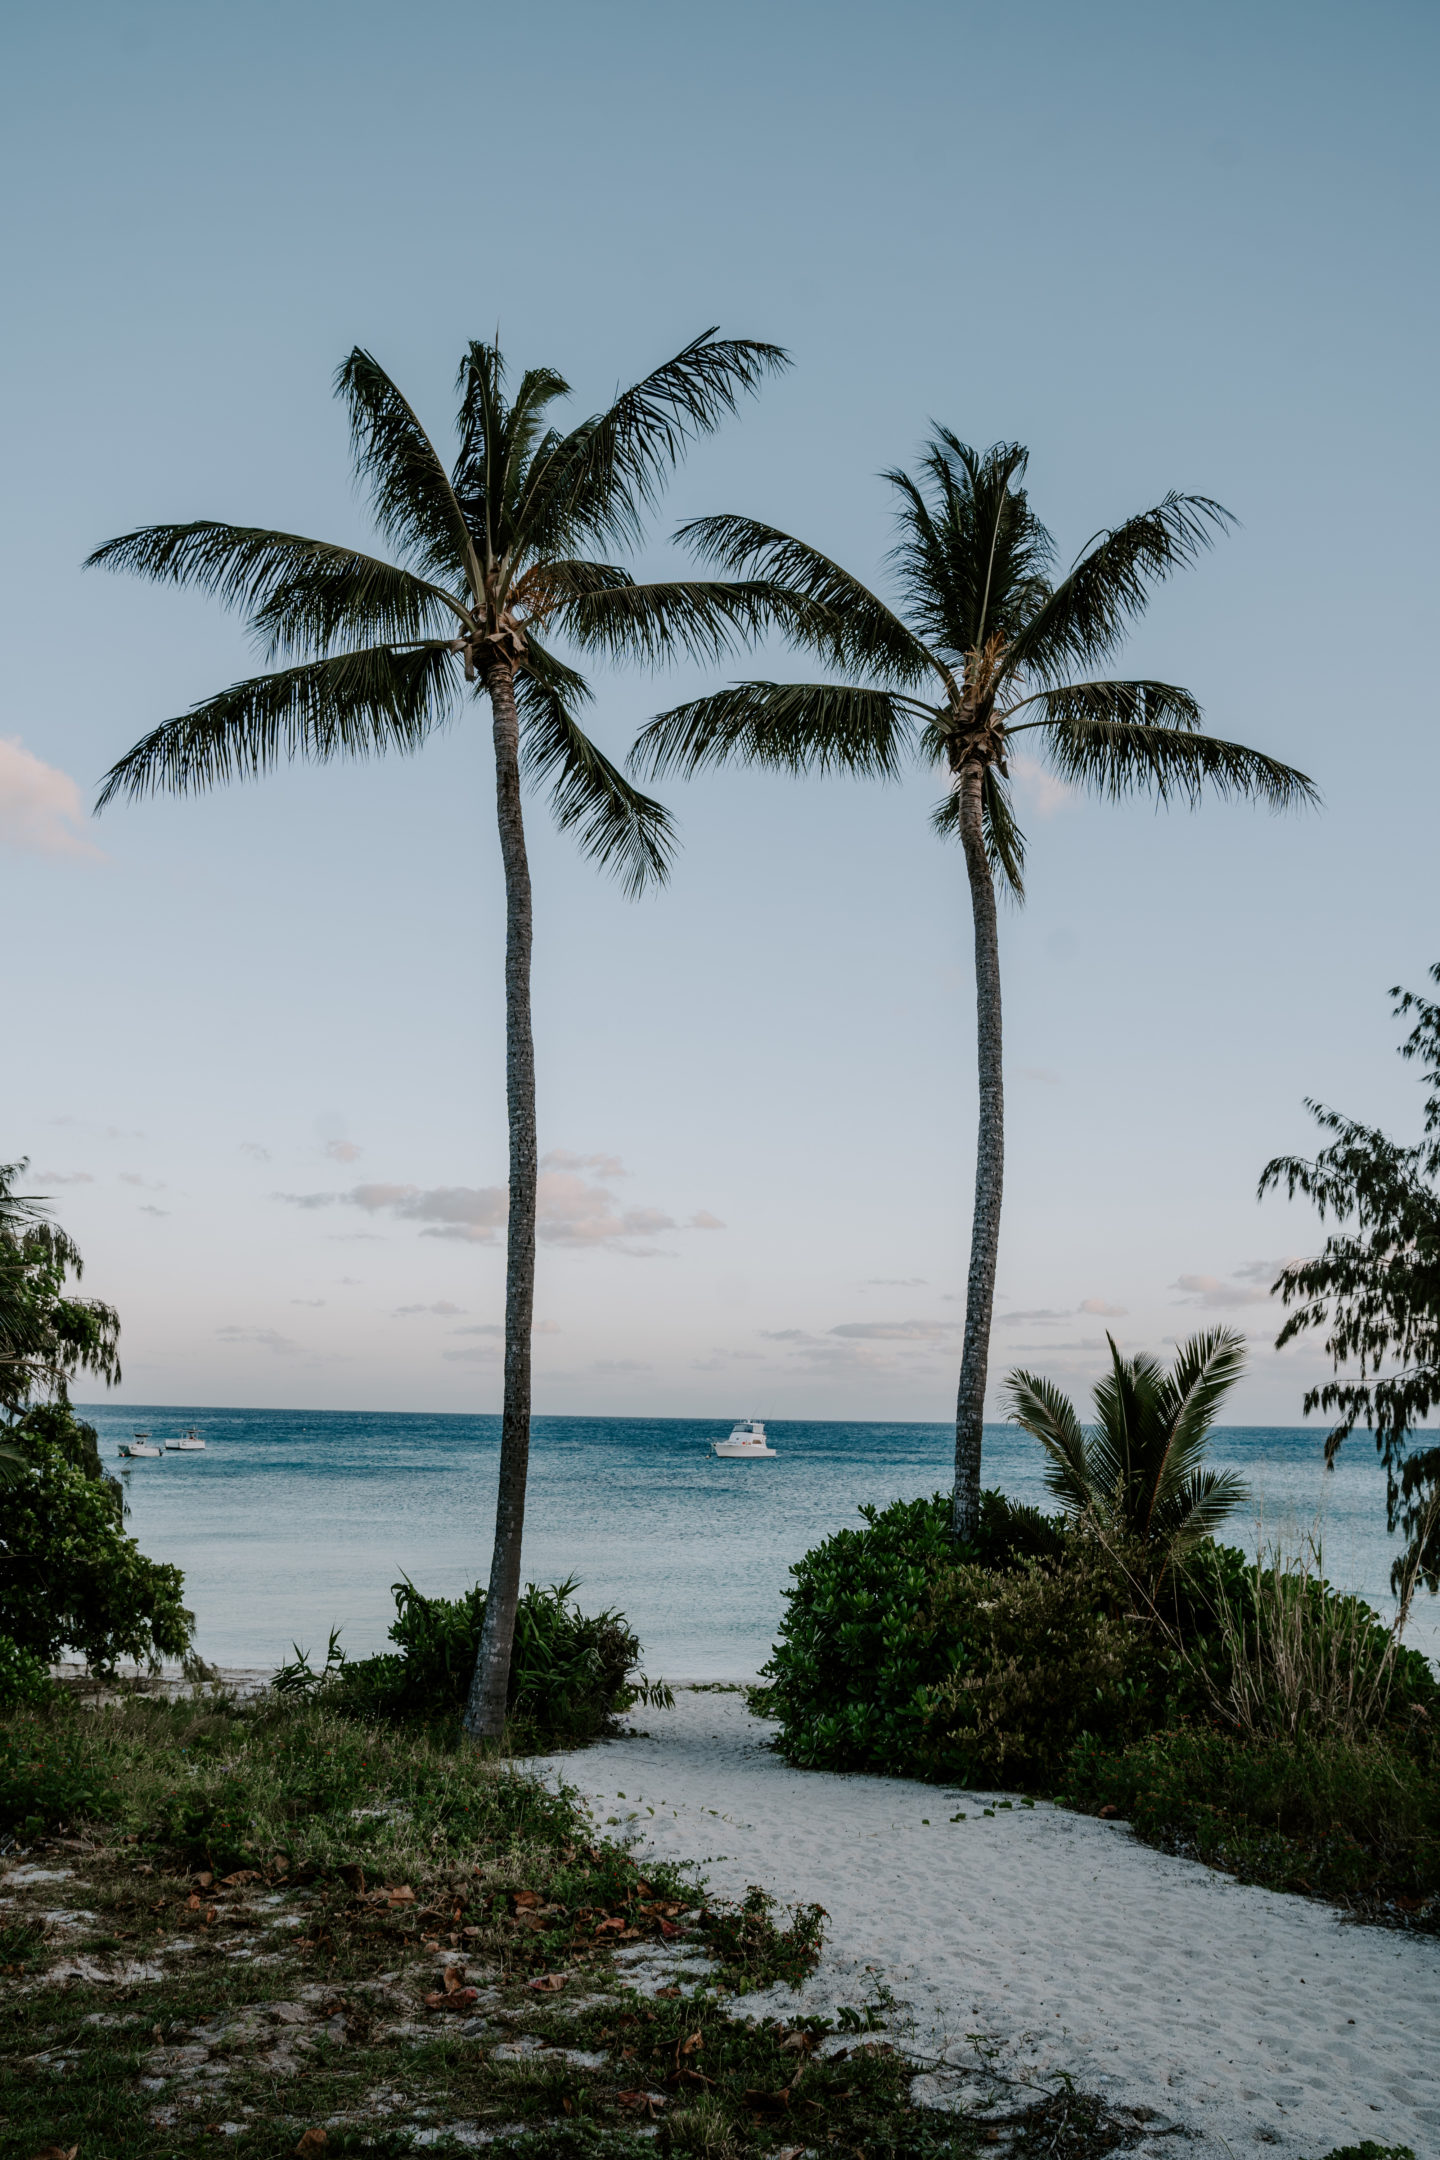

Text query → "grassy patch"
[1061,1726,1440,1927]
[0,1691,1150,2160]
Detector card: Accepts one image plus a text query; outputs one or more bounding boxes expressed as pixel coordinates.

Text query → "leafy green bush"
[0,1633,55,1709]
[321,1573,665,1745]
[0,1440,193,1671]
[760,1490,1156,1783]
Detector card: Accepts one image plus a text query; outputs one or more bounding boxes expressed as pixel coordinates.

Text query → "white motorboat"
[711,1418,776,1459]
[119,1439,161,1459]
[166,1428,206,1452]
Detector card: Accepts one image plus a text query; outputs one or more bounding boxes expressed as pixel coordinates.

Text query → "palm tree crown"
[631,437,1316,1541]
[92,331,790,892]
[1005,1328,1251,1557]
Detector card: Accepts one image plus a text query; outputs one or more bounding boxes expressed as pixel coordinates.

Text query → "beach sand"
[533,1686,1440,2159]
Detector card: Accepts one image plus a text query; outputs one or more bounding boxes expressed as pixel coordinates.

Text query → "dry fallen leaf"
[195,1871,214,1889]
[385,1884,416,1905]
[423,1986,479,2013]
[679,2031,703,2055]
[294,2132,329,2157]
[528,1972,567,1992]
[29,2146,79,2160]
[513,1889,541,1908]
[186,1893,203,1911]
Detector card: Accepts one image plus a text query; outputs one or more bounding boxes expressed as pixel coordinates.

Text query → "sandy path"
[535,1688,1440,2159]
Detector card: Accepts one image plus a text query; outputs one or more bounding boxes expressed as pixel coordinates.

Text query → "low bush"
[303,1573,668,1747]
[1061,1724,1440,1917]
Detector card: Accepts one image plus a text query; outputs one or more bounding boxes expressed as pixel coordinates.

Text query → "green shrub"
[0,1633,55,1709]
[323,1573,663,1745]
[1061,1725,1440,1917]
[0,1440,193,1671]
[760,1490,1155,1783]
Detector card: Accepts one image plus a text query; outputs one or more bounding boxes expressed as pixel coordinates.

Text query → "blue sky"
[2,0,1436,1423]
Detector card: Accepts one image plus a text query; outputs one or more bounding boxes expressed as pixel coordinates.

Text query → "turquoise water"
[79,1407,1440,1675]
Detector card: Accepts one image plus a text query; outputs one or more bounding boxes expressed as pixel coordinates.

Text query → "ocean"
[78,1407,1440,1676]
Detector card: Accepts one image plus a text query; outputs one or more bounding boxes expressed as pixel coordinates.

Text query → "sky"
[2,0,1436,1426]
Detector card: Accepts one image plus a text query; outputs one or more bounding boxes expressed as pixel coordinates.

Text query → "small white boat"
[166,1428,206,1453]
[119,1439,161,1459]
[711,1418,776,1459]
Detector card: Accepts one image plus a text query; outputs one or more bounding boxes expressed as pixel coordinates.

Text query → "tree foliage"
[1004,1328,1251,1562]
[1260,966,1440,1596]
[0,1159,120,1421]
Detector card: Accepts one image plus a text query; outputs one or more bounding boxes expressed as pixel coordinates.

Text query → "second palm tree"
[633,437,1316,1540]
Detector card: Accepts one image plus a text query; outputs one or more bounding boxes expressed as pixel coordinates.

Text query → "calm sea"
[77,1408,1440,1676]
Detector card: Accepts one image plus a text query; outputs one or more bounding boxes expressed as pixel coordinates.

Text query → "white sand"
[535,1688,1440,2159]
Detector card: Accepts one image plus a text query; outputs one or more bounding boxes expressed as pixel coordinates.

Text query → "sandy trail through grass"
[532,1685,1440,2159]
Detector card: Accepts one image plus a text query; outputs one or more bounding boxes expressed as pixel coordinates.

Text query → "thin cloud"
[542,1148,628,1179]
[1172,1272,1274,1310]
[0,737,101,859]
[395,1300,467,1317]
[1017,1066,1062,1086]
[1000,1299,1128,1324]
[138,1204,170,1218]
[216,1325,299,1355]
[279,1158,721,1257]
[865,1277,927,1287]
[325,1139,362,1164]
[594,1358,652,1374]
[36,1169,93,1185]
[1079,1297,1128,1317]
[443,1344,499,1364]
[830,1319,959,1343]
[240,1142,272,1162]
[291,1298,326,1308]
[119,1172,165,1190]
[1011,752,1077,818]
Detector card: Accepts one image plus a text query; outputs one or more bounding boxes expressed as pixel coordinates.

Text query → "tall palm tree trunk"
[464,662,539,1741]
[952,758,1003,1542]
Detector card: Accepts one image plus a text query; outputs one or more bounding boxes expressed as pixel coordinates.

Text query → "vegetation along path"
[532,1686,1440,2160]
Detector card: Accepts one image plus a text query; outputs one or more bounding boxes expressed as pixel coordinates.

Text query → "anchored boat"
[166,1428,206,1452]
[119,1434,161,1459]
[711,1418,776,1459]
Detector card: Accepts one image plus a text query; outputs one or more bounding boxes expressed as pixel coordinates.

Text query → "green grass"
[1061,1726,1440,1926]
[0,1690,1151,2160]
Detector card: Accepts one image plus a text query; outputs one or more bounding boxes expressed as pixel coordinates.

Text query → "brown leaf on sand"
[442,1965,466,1994]
[385,1884,416,1905]
[294,2132,329,2157]
[29,2146,79,2160]
[424,1986,479,2013]
[513,1889,541,1909]
[528,1972,567,1993]
[194,1871,214,1889]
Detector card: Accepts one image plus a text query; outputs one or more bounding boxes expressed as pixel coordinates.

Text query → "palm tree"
[631,437,1316,1541]
[1005,1328,1250,1558]
[88,329,789,1739]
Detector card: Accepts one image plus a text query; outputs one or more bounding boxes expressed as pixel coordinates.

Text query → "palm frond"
[519,331,790,557]
[1004,679,1205,732]
[886,436,1054,659]
[541,566,820,667]
[630,680,917,782]
[1165,1466,1253,1546]
[84,523,464,657]
[515,652,674,898]
[678,512,940,687]
[1004,1369,1090,1513]
[335,349,474,584]
[0,1440,29,1487]
[930,767,1027,900]
[1036,705,1318,810]
[95,643,459,807]
[1006,494,1234,682]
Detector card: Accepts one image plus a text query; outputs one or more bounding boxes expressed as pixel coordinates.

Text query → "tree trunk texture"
[952,759,1004,1543]
[464,664,539,1741]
